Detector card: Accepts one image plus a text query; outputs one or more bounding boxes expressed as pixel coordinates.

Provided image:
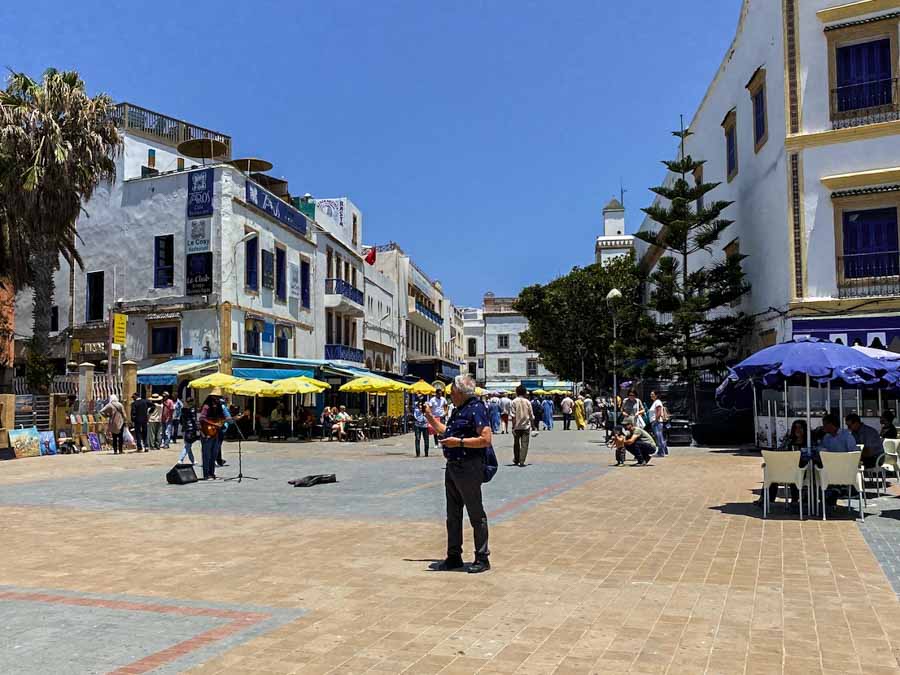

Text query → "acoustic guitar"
[199,410,250,439]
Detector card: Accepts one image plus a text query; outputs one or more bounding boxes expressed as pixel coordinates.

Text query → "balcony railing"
[112,102,232,158]
[838,253,900,298]
[325,278,364,305]
[830,78,900,129]
[325,344,364,363]
[414,300,444,326]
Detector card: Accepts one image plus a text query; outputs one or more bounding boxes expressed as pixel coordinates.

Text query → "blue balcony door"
[842,207,899,278]
[836,38,892,112]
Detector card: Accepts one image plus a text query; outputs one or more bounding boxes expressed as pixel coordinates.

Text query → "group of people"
[320,405,366,442]
[487,392,554,434]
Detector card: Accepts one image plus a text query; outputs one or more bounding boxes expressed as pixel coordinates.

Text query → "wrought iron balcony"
[325,278,364,306]
[837,253,900,298]
[325,344,364,363]
[830,78,900,129]
[112,102,232,158]
[413,300,444,326]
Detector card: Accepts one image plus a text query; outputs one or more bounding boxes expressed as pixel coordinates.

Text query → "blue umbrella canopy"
[728,337,888,388]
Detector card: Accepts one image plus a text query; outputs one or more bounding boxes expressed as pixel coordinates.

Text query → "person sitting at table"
[845,413,884,469]
[270,402,290,438]
[819,414,857,453]
[321,407,339,441]
[880,410,897,440]
[759,419,816,508]
[334,406,351,441]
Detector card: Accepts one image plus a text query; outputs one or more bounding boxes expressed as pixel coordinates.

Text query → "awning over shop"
[233,368,315,380]
[137,357,218,386]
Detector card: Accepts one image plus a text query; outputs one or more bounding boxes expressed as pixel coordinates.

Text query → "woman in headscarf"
[100,394,127,454]
[574,395,586,431]
[541,396,554,430]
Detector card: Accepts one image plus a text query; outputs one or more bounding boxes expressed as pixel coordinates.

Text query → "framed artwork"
[39,431,58,455]
[9,427,41,459]
[87,432,102,452]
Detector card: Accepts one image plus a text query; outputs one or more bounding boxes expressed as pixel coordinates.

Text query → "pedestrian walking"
[171,393,183,442]
[425,374,492,574]
[147,394,163,449]
[574,395,586,430]
[428,389,448,440]
[530,395,543,431]
[583,395,593,421]
[622,390,647,429]
[511,386,534,467]
[100,394,126,454]
[499,394,512,434]
[130,392,150,452]
[160,391,174,448]
[561,394,574,430]
[541,396,554,430]
[413,397,430,457]
[488,394,501,433]
[179,397,198,464]
[649,391,669,456]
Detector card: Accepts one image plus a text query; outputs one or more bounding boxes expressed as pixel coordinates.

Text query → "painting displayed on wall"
[9,427,41,459]
[87,432,102,452]
[38,431,58,456]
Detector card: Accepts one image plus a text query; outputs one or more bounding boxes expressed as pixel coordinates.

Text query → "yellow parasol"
[532,389,548,395]
[189,372,240,389]
[224,379,278,396]
[340,376,406,393]
[293,375,330,390]
[268,377,324,395]
[407,379,436,395]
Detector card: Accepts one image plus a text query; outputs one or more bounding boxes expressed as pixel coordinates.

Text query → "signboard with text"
[245,180,307,235]
[289,262,300,298]
[112,313,127,345]
[187,168,214,218]
[185,218,211,254]
[261,250,275,289]
[185,252,213,295]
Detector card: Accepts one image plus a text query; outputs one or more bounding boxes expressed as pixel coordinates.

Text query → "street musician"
[198,388,227,480]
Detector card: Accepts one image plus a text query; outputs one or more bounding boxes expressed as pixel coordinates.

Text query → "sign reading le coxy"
[245,180,307,236]
[187,168,214,218]
[186,218,211,254]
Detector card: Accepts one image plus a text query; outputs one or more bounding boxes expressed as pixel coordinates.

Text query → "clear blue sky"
[3,0,741,306]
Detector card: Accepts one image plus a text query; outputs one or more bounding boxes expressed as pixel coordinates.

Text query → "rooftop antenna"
[619,177,627,208]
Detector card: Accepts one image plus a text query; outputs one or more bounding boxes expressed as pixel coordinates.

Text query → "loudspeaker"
[166,463,198,485]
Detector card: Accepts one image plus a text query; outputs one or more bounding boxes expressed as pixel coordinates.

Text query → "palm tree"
[0,69,121,390]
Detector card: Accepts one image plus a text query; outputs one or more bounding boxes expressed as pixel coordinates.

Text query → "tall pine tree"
[635,120,751,420]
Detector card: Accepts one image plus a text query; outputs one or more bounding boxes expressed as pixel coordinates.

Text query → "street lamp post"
[606,288,622,425]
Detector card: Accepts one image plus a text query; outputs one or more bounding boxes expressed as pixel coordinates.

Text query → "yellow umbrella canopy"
[532,389,548,395]
[188,372,240,389]
[339,376,406,393]
[295,375,330,390]
[268,377,323,395]
[224,379,279,396]
[408,379,436,395]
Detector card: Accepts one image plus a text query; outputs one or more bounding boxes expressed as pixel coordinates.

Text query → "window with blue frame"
[276,326,291,358]
[753,88,766,145]
[835,38,892,112]
[725,124,737,179]
[150,324,179,356]
[245,319,262,355]
[245,234,259,291]
[300,259,310,309]
[154,235,174,288]
[275,247,287,302]
[842,207,899,278]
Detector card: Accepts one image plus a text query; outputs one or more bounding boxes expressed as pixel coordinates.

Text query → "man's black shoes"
[468,559,491,574]
[436,556,465,571]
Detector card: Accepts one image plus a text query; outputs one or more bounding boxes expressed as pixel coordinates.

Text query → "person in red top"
[160,392,176,449]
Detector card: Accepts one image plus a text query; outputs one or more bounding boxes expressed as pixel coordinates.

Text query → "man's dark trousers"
[627,440,655,463]
[563,413,572,430]
[133,419,148,451]
[445,455,489,561]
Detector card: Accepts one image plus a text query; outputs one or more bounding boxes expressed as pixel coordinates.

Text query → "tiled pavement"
[4,430,900,674]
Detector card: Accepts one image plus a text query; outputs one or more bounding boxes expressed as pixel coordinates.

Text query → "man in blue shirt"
[425,374,493,574]
[819,414,857,453]
[413,397,430,458]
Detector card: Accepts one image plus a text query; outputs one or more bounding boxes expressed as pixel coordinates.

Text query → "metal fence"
[830,78,900,129]
[837,254,900,298]
[112,102,232,158]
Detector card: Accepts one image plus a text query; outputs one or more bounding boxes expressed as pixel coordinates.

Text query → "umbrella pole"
[857,389,862,416]
[806,374,811,448]
[878,389,882,416]
[752,382,758,448]
[253,396,257,433]
[291,395,294,437]
[839,388,843,421]
[784,381,788,428]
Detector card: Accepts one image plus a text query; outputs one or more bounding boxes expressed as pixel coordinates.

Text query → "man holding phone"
[425,374,493,574]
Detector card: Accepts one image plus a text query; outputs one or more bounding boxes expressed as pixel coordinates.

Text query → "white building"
[371,243,459,382]
[595,197,634,264]
[463,293,571,391]
[12,102,374,390]
[637,0,900,353]
[363,265,400,373]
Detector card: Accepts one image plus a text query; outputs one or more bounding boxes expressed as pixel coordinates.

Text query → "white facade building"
[595,198,634,264]
[637,0,900,353]
[462,307,484,381]
[363,265,400,373]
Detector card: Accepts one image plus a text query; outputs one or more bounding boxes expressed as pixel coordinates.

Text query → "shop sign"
[81,342,107,353]
[187,168,214,218]
[186,218,211,254]
[185,252,213,295]
[70,338,82,354]
[289,262,300,298]
[261,250,275,289]
[262,322,275,343]
[112,313,127,345]
[245,180,307,235]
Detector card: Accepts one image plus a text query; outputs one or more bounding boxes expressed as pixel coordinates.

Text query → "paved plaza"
[4,429,900,674]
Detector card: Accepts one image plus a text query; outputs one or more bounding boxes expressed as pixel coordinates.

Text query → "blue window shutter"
[753,89,766,144]
[245,236,258,290]
[300,260,310,308]
[836,39,892,111]
[842,207,899,278]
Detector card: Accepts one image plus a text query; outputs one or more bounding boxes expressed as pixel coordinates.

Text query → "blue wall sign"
[185,252,213,295]
[187,168,214,217]
[262,322,275,343]
[245,180,308,236]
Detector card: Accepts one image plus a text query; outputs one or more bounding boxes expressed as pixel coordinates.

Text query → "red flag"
[364,247,376,265]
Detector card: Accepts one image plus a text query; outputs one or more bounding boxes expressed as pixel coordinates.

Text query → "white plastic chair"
[882,438,899,479]
[815,451,865,520]
[761,451,806,519]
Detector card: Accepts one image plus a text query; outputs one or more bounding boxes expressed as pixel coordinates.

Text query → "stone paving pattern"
[3,430,900,673]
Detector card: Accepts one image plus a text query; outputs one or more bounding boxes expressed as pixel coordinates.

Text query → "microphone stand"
[224,413,257,483]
